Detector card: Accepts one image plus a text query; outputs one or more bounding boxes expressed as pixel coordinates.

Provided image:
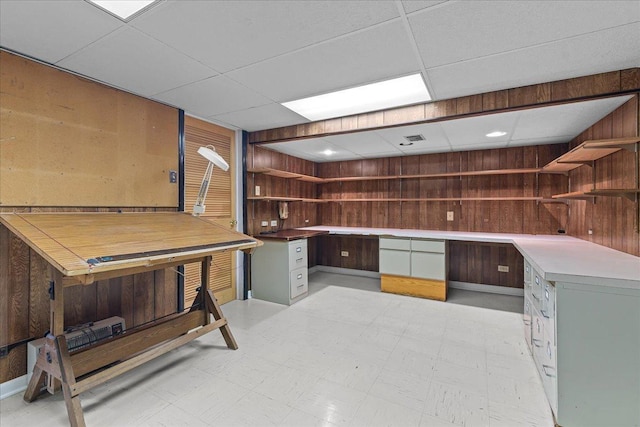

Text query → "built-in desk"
[298,225,640,427]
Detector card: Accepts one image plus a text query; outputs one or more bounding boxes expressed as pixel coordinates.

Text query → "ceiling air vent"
[404,134,425,142]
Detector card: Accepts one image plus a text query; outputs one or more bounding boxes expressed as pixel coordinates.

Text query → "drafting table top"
[0,212,261,277]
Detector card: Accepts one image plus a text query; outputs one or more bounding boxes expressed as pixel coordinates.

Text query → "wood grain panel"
[551,71,620,101]
[0,51,178,207]
[566,95,639,255]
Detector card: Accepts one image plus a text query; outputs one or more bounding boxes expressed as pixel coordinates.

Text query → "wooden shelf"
[552,189,640,201]
[247,196,328,203]
[323,168,542,182]
[552,191,596,200]
[250,167,543,184]
[248,167,326,183]
[588,189,640,201]
[320,197,544,202]
[541,137,639,173]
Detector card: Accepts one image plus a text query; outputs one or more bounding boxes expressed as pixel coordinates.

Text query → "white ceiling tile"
[132,0,399,73]
[454,141,510,152]
[376,122,451,148]
[402,1,449,15]
[440,112,519,147]
[427,23,640,100]
[57,27,216,97]
[0,0,122,63]
[324,133,403,156]
[210,103,309,132]
[511,96,632,141]
[153,75,271,117]
[410,0,640,68]
[227,20,420,102]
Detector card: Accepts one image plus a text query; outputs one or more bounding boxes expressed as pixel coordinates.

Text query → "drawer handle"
[296,247,302,252]
[541,309,549,318]
[535,276,539,285]
[532,293,541,301]
[296,258,303,262]
[542,364,556,378]
[297,274,302,279]
[523,320,531,326]
[532,338,542,348]
[297,284,304,288]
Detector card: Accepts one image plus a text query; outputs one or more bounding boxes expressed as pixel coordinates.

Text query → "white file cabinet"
[251,238,308,305]
[523,258,640,426]
[380,237,447,301]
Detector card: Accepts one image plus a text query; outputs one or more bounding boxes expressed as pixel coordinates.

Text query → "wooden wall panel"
[246,145,320,236]
[566,96,639,256]
[0,51,179,207]
[448,241,524,288]
[313,235,379,272]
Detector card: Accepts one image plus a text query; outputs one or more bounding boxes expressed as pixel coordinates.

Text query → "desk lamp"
[193,145,229,216]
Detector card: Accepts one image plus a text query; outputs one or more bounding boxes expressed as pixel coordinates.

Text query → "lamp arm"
[193,162,214,216]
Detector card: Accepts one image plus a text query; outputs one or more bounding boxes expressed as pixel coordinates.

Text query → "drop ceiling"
[267,96,633,162]
[0,0,638,158]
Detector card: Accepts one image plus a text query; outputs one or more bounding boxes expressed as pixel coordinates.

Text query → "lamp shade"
[197,146,229,171]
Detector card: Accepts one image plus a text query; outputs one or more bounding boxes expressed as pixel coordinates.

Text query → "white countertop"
[298,226,640,290]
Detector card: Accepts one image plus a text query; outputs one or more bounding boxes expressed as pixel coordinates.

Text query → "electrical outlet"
[305,219,309,223]
[255,185,260,196]
[447,211,454,221]
[169,170,177,183]
[270,220,277,227]
[588,229,593,235]
[498,265,509,273]
[341,251,349,257]
[261,221,268,227]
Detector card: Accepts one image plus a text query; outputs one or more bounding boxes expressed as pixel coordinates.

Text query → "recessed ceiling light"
[282,74,431,121]
[486,131,507,138]
[322,149,335,156]
[399,142,414,146]
[87,0,158,21]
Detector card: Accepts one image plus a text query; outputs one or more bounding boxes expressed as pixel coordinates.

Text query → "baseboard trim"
[449,281,524,296]
[0,374,27,400]
[309,265,380,279]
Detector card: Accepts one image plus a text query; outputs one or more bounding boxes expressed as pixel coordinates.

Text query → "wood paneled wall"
[317,144,568,234]
[0,53,181,383]
[566,96,640,256]
[448,242,524,288]
[246,145,319,236]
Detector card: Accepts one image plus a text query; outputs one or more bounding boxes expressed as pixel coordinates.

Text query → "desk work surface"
[298,226,640,290]
[0,212,261,277]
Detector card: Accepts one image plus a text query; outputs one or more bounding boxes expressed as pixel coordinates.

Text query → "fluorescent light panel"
[88,0,157,20]
[282,74,431,121]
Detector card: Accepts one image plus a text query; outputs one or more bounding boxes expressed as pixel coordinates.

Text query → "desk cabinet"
[380,237,447,301]
[251,239,309,305]
[523,260,640,426]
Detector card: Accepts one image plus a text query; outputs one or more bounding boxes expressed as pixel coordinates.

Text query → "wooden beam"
[248,69,640,144]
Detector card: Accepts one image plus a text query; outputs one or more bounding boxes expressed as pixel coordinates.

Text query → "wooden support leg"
[23,365,45,402]
[56,335,85,427]
[205,289,238,350]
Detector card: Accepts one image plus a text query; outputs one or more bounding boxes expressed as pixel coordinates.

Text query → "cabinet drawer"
[379,248,410,276]
[411,239,445,253]
[288,241,308,270]
[524,295,533,352]
[532,271,546,309]
[410,252,445,280]
[290,268,308,299]
[380,237,410,250]
[524,259,532,284]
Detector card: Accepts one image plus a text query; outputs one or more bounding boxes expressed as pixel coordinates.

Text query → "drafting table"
[0,212,261,427]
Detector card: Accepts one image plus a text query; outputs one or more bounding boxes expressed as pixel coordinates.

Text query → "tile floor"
[0,272,554,426]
